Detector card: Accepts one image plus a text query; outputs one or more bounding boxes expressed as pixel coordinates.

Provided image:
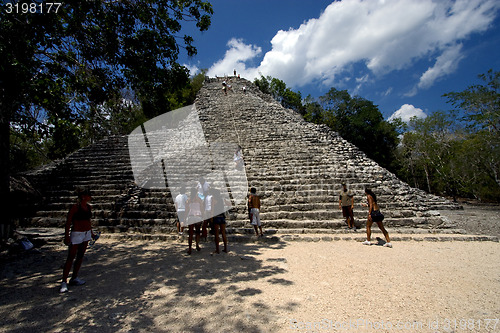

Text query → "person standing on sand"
[362,188,392,248]
[60,188,96,293]
[248,187,263,237]
[339,183,355,230]
[210,188,228,254]
[202,189,213,241]
[174,186,188,235]
[186,187,203,254]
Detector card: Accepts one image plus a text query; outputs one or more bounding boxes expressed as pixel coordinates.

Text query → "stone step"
[96,225,469,235]
[16,227,498,245]
[99,232,499,243]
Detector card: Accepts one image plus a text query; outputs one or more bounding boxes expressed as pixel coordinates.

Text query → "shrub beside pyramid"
[15,77,460,238]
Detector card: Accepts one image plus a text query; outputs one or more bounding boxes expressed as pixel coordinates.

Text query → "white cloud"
[381,87,393,97]
[208,0,499,94]
[207,38,262,78]
[183,63,200,77]
[388,104,427,122]
[417,43,464,90]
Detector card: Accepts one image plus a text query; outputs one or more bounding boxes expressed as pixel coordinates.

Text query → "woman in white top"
[186,187,203,254]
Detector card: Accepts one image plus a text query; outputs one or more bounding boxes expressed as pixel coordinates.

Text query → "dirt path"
[1,204,499,332]
[1,237,499,333]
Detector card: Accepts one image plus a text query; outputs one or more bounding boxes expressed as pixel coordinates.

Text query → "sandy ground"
[1,204,499,333]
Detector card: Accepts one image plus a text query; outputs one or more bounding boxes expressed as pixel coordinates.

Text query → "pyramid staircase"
[16,77,488,243]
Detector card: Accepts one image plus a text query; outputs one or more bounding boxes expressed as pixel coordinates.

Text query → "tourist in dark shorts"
[339,183,355,230]
[186,187,203,255]
[362,188,392,248]
[210,188,228,254]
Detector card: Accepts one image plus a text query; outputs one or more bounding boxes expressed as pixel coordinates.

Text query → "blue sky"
[179,0,500,121]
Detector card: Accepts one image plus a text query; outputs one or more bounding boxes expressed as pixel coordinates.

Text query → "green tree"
[444,69,500,196]
[397,112,461,197]
[282,88,304,114]
[444,69,500,133]
[303,95,324,124]
[254,75,304,113]
[0,0,213,241]
[397,110,500,201]
[254,75,271,95]
[318,88,400,169]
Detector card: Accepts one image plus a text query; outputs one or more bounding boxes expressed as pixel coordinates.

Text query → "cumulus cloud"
[207,38,262,78]
[208,0,499,94]
[417,43,464,90]
[388,104,427,122]
[184,63,200,77]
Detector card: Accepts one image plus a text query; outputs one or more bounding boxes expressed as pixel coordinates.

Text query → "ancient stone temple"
[16,77,462,241]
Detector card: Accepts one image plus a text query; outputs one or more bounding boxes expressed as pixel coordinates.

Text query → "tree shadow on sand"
[0,239,296,332]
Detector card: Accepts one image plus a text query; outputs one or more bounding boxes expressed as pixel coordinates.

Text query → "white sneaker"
[362,240,371,245]
[383,242,393,248]
[59,282,68,293]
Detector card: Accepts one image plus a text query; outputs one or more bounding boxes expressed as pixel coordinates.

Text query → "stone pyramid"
[17,77,461,241]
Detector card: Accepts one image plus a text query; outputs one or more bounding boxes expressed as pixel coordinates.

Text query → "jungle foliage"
[0,0,213,239]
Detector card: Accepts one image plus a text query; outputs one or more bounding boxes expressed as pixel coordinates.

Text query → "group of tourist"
[59,181,389,293]
[174,177,229,255]
[219,71,247,95]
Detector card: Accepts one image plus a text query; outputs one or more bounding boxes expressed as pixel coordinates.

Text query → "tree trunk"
[0,112,12,241]
[424,164,432,194]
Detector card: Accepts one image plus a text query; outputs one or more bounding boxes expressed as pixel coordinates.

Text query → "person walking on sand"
[186,187,203,254]
[60,188,96,293]
[339,183,355,230]
[210,188,228,254]
[248,187,263,237]
[362,188,392,248]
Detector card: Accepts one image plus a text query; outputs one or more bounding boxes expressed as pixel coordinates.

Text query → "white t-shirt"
[175,193,188,212]
[205,194,213,212]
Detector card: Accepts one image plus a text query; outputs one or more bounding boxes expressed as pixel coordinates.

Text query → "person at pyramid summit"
[60,188,96,293]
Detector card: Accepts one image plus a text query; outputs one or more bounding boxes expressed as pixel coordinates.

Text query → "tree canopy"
[396,70,500,201]
[0,0,213,240]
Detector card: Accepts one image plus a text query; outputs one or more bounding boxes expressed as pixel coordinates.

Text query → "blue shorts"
[213,215,226,225]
